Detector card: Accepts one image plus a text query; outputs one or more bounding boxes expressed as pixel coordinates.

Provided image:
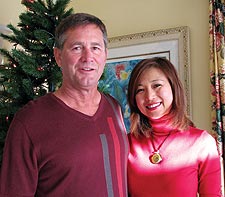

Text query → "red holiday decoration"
[21,0,34,3]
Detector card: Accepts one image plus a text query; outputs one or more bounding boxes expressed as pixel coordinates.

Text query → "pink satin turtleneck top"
[128,116,222,197]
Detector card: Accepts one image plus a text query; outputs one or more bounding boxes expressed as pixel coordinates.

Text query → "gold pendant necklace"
[149,132,171,164]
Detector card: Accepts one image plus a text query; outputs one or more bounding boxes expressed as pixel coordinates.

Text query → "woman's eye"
[153,84,162,88]
[136,89,144,94]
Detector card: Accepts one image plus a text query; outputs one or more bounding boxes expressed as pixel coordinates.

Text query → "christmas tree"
[0,0,73,164]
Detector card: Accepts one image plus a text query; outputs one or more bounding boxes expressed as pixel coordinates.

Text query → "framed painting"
[98,26,191,131]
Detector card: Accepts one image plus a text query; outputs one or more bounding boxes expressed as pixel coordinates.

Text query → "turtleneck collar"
[149,113,178,135]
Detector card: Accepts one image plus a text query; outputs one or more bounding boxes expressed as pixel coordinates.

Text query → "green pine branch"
[0,0,73,165]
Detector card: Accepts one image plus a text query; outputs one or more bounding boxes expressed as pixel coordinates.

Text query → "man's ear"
[54,47,62,68]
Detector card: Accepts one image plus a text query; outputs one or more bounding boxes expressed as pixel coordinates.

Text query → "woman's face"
[135,67,173,120]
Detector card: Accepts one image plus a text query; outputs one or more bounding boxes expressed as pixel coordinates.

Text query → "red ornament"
[21,0,34,3]
[37,67,44,71]
[21,0,34,11]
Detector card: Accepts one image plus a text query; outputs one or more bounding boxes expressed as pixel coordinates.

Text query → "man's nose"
[81,48,93,62]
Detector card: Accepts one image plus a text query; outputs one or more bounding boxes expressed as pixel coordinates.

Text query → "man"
[0,13,128,197]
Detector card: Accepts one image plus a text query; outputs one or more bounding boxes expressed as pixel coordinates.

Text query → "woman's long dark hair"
[127,57,193,137]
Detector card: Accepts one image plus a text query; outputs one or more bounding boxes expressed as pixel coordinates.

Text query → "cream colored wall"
[0,1,23,26]
[0,0,211,131]
[0,1,24,49]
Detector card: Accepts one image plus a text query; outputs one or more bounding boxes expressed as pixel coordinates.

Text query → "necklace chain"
[149,132,171,164]
[150,133,171,152]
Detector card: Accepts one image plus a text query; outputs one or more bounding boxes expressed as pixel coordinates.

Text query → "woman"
[127,57,222,196]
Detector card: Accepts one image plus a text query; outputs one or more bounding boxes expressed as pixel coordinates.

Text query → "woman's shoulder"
[188,126,217,145]
[189,126,213,136]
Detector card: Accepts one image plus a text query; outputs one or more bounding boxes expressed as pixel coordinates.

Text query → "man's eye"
[92,46,101,51]
[72,46,82,51]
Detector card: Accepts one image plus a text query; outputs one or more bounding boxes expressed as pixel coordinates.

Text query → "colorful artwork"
[98,59,142,132]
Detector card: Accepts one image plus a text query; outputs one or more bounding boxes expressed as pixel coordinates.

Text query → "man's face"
[54,24,107,90]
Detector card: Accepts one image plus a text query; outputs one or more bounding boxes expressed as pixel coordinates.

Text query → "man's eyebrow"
[91,42,104,47]
[70,41,103,47]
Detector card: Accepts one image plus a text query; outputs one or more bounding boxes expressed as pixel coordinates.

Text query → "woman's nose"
[145,89,156,101]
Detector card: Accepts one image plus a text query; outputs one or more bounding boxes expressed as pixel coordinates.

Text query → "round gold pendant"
[149,152,162,164]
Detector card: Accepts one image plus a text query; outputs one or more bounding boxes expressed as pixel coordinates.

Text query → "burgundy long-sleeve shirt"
[0,93,129,197]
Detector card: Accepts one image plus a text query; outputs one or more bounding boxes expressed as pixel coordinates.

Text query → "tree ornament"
[37,67,44,71]
[21,0,34,4]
